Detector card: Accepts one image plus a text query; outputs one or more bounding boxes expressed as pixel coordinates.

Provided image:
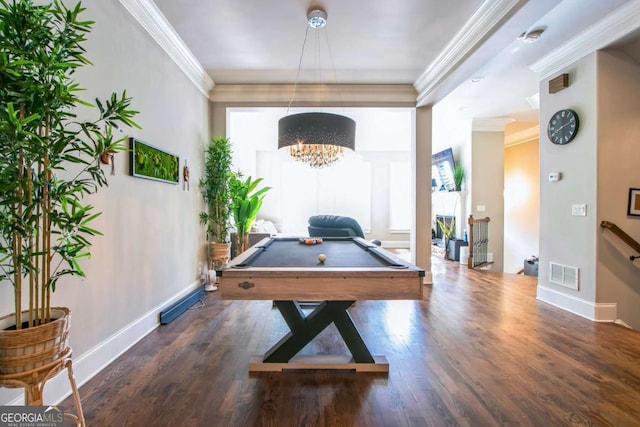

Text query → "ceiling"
[153,0,639,124]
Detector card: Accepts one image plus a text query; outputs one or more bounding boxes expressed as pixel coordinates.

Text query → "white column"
[415,107,432,276]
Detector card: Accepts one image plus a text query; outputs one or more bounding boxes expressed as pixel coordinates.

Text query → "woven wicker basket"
[209,242,230,267]
[0,307,71,383]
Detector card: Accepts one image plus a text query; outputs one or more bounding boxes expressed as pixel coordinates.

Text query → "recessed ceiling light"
[471,76,484,83]
[519,27,545,43]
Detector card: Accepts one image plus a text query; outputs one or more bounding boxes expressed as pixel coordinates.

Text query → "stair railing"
[600,221,640,261]
[467,215,491,268]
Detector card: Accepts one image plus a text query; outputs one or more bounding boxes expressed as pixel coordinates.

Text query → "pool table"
[219,237,424,372]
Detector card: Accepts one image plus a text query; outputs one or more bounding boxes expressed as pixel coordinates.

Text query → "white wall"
[596,49,640,329]
[537,53,599,315]
[432,107,472,157]
[1,1,208,404]
[537,47,640,329]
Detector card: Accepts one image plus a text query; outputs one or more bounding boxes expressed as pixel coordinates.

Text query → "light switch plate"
[548,172,560,182]
[571,204,586,216]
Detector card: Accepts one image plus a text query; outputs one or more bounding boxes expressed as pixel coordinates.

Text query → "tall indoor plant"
[229,172,270,255]
[199,136,233,267]
[0,0,139,407]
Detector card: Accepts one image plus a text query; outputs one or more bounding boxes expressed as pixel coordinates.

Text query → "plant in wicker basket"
[199,136,233,267]
[0,0,139,414]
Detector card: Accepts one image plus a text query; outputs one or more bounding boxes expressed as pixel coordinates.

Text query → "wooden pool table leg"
[264,300,374,364]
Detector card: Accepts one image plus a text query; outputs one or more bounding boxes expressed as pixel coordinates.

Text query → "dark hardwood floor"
[62,256,640,426]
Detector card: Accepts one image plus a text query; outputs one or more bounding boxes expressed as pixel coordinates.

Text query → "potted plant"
[199,136,233,267]
[437,217,468,261]
[0,0,139,410]
[229,172,271,255]
[454,164,464,191]
[437,217,456,240]
[437,217,456,260]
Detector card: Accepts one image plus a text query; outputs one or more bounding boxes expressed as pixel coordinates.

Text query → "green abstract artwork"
[130,138,179,184]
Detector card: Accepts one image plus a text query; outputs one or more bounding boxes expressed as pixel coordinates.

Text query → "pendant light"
[277,8,356,168]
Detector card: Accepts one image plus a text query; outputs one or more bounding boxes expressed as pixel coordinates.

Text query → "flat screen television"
[432,147,456,191]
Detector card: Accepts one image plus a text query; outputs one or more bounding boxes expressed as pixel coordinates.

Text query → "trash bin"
[524,256,539,276]
[459,246,469,265]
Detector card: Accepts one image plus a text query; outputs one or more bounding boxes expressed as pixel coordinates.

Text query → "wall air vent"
[549,262,579,290]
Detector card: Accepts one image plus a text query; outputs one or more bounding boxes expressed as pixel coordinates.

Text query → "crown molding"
[530,0,640,79]
[414,0,522,107]
[119,0,214,96]
[210,84,417,105]
[504,125,539,147]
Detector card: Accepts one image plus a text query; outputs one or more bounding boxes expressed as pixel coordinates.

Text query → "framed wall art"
[628,188,640,217]
[129,138,179,184]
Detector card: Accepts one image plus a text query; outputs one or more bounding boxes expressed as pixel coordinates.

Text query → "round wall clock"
[547,109,579,145]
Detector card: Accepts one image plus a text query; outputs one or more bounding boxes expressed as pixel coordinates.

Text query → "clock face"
[547,109,579,145]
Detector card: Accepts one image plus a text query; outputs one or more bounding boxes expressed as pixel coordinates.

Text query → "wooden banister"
[469,216,491,225]
[600,221,640,261]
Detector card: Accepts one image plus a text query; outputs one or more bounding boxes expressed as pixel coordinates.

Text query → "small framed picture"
[628,188,640,216]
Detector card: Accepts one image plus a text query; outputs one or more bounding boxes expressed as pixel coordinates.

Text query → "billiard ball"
[318,254,327,263]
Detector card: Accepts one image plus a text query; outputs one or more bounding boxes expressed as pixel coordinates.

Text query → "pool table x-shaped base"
[265,300,373,363]
[248,300,388,372]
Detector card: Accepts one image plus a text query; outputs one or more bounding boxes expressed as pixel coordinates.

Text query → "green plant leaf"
[0,0,140,327]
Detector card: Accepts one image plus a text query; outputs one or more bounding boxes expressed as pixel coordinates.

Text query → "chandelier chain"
[278,8,355,169]
[286,25,310,114]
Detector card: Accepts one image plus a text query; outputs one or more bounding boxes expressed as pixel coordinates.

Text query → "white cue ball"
[318,253,327,263]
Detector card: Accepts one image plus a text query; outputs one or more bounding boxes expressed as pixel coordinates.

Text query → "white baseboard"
[4,280,202,406]
[594,303,617,323]
[614,319,633,329]
[536,285,617,322]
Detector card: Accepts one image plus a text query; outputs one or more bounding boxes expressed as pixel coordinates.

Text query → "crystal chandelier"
[289,142,343,168]
[277,8,355,168]
[279,112,355,168]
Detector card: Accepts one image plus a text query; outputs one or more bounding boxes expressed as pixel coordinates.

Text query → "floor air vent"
[549,262,579,290]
